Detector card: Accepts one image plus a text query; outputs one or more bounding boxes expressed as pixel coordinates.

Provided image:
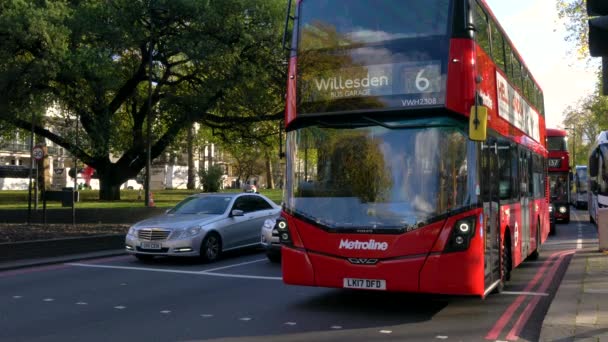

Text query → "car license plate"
[141,242,162,250]
[343,278,386,290]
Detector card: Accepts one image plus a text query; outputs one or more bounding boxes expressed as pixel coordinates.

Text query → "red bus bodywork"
[281,0,549,297]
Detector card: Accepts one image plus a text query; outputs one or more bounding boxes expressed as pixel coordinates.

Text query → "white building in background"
[0,106,235,191]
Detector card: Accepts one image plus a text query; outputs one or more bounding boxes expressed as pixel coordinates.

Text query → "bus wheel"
[528,221,541,260]
[501,235,512,282]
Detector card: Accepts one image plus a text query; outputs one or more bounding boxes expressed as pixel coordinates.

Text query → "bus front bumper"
[281,246,484,296]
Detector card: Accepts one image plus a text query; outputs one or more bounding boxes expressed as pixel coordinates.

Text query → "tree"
[556,0,589,58]
[0,0,287,200]
[199,164,223,193]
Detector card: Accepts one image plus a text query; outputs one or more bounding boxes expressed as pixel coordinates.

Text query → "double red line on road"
[486,249,575,341]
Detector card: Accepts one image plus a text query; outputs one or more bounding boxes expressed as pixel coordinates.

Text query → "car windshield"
[169,196,232,215]
[284,117,478,230]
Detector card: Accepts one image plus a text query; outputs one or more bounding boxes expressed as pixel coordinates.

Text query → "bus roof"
[546,128,567,137]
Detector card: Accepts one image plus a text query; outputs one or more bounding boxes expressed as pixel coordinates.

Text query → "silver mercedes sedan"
[125,192,281,262]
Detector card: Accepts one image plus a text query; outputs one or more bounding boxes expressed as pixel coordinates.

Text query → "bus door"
[519,149,531,258]
[482,139,501,291]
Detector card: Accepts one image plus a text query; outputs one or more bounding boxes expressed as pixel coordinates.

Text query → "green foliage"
[199,164,224,193]
[0,0,288,199]
[562,84,608,164]
[556,0,588,58]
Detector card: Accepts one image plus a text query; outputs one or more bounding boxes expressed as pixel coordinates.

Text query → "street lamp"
[564,126,576,169]
[144,2,167,207]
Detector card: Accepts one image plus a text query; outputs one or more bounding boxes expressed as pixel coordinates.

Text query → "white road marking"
[160,310,171,314]
[284,322,297,326]
[67,263,203,274]
[201,314,214,318]
[12,296,22,299]
[198,271,281,281]
[76,302,88,305]
[500,291,549,296]
[67,263,282,280]
[120,283,128,286]
[202,259,267,273]
[584,288,608,294]
[436,336,448,340]
[330,326,342,329]
[239,317,252,321]
[574,211,583,250]
[43,298,54,302]
[379,330,392,334]
[114,306,126,310]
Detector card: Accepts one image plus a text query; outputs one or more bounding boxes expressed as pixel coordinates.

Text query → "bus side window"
[473,3,490,54]
[590,150,599,193]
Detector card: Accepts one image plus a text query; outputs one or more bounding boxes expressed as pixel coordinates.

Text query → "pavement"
[539,246,608,341]
[0,249,125,272]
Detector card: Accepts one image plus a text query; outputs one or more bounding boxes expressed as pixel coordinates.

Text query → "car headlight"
[559,206,567,214]
[549,205,554,213]
[263,218,276,230]
[127,226,137,237]
[174,226,203,239]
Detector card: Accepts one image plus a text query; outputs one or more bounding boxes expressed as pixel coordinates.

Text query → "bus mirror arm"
[282,0,295,51]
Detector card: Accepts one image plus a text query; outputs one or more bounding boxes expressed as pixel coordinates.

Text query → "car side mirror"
[231,209,244,217]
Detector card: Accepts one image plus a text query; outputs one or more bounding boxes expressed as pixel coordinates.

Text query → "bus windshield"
[547,136,567,151]
[297,0,452,115]
[284,118,478,230]
[299,0,451,51]
[549,174,568,202]
[576,167,587,192]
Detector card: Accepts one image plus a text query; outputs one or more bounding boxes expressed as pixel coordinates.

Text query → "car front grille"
[138,229,171,241]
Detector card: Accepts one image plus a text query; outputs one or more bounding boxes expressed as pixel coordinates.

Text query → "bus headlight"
[275,217,292,245]
[445,216,477,253]
[559,206,567,214]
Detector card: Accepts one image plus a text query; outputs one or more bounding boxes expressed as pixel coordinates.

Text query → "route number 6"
[416,69,431,92]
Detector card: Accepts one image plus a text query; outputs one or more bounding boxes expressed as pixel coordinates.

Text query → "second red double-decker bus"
[278,0,549,297]
[546,128,570,231]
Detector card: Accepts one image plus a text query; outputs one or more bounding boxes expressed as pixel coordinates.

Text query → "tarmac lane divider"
[485,249,575,340]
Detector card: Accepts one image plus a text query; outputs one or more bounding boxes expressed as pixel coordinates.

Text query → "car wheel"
[135,254,154,262]
[200,232,222,262]
[266,250,281,263]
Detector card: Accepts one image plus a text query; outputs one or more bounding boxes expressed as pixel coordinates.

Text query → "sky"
[485,0,598,128]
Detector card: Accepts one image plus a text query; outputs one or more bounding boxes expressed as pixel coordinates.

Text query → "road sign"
[54,168,64,175]
[32,146,44,160]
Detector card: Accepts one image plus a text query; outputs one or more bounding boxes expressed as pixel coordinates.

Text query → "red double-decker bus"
[546,128,570,230]
[278,0,549,297]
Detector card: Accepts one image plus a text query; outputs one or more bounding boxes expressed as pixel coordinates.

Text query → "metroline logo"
[338,239,389,251]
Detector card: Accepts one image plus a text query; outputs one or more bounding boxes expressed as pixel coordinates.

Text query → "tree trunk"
[265,154,274,189]
[99,180,121,201]
[187,125,196,189]
[96,165,131,201]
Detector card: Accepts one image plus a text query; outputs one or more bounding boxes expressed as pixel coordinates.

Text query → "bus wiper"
[360,116,453,129]
[314,119,372,129]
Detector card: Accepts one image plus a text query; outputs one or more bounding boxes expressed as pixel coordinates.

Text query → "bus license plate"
[141,242,162,250]
[343,278,386,290]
